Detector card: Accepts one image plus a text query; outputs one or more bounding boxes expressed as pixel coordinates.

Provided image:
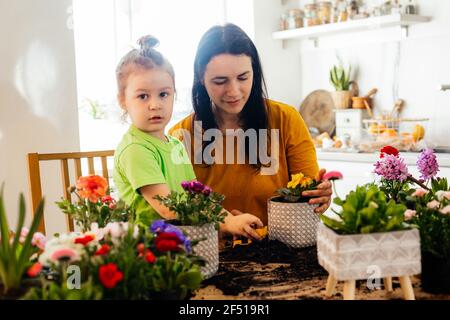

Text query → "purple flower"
[149,220,192,253]
[416,148,439,181]
[181,181,190,191]
[202,186,212,196]
[374,154,409,181]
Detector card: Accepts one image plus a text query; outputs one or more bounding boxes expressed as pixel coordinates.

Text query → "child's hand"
[222,210,264,240]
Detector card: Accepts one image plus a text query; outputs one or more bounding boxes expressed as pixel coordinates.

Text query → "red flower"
[145,250,156,263]
[102,195,117,209]
[154,232,182,252]
[380,146,399,158]
[76,175,108,203]
[74,234,95,246]
[98,263,123,289]
[27,262,42,277]
[136,243,145,254]
[95,244,110,256]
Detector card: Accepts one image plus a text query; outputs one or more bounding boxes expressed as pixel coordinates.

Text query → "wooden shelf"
[272,14,431,41]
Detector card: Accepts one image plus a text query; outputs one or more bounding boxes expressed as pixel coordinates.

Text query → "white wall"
[0,0,79,234]
[253,0,450,147]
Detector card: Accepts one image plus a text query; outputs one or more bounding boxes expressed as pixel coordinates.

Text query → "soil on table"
[202,238,327,297]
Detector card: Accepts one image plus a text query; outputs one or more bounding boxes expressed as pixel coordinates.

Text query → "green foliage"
[149,252,203,300]
[23,276,103,300]
[155,191,226,227]
[56,192,131,232]
[330,64,352,91]
[404,178,450,259]
[0,185,44,293]
[321,184,410,234]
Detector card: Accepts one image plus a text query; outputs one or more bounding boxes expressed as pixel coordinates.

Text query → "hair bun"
[137,35,159,49]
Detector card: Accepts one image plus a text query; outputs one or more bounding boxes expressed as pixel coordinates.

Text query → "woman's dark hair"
[192,23,269,168]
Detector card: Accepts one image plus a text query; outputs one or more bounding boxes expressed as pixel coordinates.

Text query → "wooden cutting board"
[299,90,335,136]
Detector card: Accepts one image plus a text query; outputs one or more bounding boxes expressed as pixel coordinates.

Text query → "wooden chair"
[27,150,115,234]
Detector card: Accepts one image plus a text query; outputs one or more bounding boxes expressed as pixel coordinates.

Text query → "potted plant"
[26,221,202,300]
[329,64,354,109]
[398,149,450,294]
[0,185,46,299]
[268,172,320,248]
[155,181,226,279]
[56,175,132,232]
[318,184,421,300]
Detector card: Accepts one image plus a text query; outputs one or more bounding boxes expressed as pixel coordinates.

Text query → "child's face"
[121,67,175,139]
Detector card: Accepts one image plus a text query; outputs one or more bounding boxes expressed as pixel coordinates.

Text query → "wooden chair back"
[27,150,115,234]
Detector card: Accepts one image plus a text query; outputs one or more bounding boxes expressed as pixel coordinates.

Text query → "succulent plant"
[330,65,351,91]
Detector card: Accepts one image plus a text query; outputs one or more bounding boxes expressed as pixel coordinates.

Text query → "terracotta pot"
[316,223,421,280]
[178,223,219,279]
[331,91,352,109]
[268,196,320,248]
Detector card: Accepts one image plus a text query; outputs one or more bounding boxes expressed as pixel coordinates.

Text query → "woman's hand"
[301,168,333,214]
[220,210,264,240]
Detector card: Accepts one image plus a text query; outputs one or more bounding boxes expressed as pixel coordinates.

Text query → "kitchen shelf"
[272,14,431,41]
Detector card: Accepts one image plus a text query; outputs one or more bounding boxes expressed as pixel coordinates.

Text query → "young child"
[113,35,263,239]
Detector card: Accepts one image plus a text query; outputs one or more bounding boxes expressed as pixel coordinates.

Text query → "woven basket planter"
[268,196,320,248]
[178,223,219,279]
[316,222,421,281]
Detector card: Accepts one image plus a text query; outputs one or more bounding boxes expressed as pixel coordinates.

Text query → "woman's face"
[203,54,253,117]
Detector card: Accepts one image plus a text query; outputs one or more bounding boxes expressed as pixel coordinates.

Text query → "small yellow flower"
[299,176,313,188]
[287,173,305,189]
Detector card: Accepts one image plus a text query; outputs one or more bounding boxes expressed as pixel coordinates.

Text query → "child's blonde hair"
[116,35,175,102]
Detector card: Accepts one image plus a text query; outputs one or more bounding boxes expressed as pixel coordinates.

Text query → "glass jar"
[287,9,304,29]
[318,1,332,24]
[304,3,320,27]
[279,13,288,31]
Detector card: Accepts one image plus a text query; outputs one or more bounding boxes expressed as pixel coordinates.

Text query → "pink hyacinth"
[412,189,428,198]
[323,171,343,181]
[416,149,439,181]
[404,209,417,221]
[374,154,409,182]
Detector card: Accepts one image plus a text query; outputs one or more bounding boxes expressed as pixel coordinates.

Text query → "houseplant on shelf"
[56,175,132,232]
[0,185,46,299]
[329,64,355,109]
[155,180,226,279]
[268,172,320,248]
[317,184,421,300]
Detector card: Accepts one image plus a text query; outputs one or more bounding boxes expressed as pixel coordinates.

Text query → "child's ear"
[117,93,126,110]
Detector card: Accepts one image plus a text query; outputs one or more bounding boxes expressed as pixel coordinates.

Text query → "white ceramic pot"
[268,197,320,248]
[178,223,219,279]
[316,222,421,281]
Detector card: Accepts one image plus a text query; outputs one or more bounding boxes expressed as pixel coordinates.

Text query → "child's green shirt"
[113,125,195,226]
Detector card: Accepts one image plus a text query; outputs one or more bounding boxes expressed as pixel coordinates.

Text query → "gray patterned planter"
[317,222,421,281]
[268,197,320,248]
[178,223,219,279]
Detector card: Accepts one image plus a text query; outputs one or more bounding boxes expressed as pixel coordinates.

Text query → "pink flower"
[427,200,440,210]
[50,248,80,262]
[412,189,428,197]
[404,209,417,221]
[374,154,409,181]
[323,171,343,181]
[440,205,450,215]
[435,191,450,202]
[31,232,46,250]
[19,227,29,244]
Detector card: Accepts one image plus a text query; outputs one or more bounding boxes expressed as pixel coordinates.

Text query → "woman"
[170,23,332,240]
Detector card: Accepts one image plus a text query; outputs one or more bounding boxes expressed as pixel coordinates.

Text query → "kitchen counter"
[316,150,450,167]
